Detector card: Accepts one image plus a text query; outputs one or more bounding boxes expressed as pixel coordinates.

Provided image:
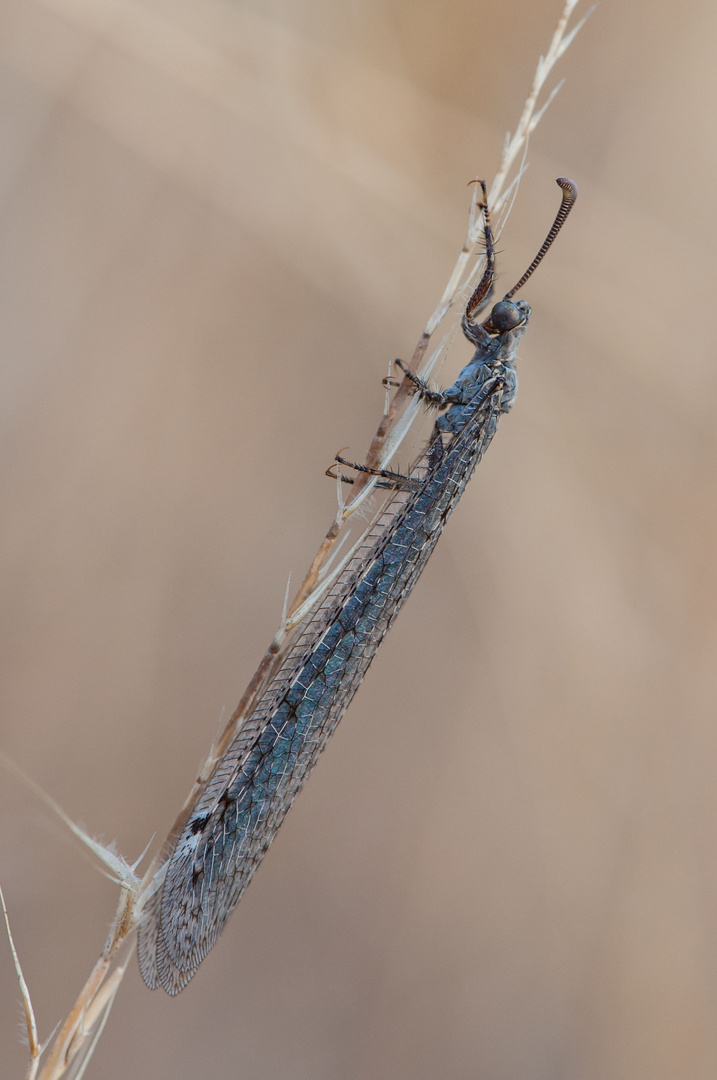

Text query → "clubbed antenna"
[503,177,578,300]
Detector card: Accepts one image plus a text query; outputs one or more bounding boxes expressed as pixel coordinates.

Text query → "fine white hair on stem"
[13,2,588,1075]
[0,752,143,891]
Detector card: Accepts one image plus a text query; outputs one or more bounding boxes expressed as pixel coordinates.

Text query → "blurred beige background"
[1,0,716,1076]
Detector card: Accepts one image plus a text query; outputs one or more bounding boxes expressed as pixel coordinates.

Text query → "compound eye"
[489,301,522,332]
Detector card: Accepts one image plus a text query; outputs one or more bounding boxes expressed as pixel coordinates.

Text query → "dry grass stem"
[1,886,40,1079]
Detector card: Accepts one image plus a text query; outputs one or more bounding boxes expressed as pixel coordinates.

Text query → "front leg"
[394,358,478,409]
[394,359,447,406]
[461,312,492,348]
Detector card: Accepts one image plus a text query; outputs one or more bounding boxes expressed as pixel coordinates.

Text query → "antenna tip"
[556,177,578,202]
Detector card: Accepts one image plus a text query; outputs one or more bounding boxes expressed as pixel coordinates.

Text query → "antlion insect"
[138,177,578,994]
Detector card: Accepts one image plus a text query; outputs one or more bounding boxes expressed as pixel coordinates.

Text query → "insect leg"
[328,453,420,491]
[462,180,496,347]
[394,359,446,406]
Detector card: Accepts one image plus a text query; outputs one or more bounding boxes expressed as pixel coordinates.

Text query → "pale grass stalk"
[1,886,40,1079]
[5,2,588,1074]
